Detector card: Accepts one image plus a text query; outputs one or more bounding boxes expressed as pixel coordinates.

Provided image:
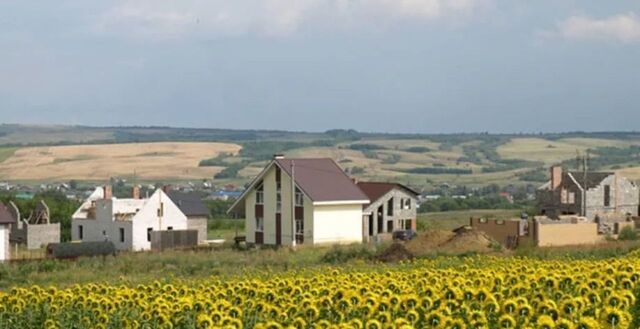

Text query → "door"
[276,214,282,245]
[368,216,374,236]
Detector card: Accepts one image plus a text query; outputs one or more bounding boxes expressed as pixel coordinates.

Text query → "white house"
[228,156,370,246]
[71,186,188,251]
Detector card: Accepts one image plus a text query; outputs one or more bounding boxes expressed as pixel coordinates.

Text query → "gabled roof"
[567,171,614,190]
[167,191,209,217]
[0,203,17,225]
[228,158,369,214]
[275,158,369,203]
[357,182,419,204]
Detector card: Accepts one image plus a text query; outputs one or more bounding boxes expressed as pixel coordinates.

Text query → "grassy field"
[0,142,241,181]
[0,147,17,163]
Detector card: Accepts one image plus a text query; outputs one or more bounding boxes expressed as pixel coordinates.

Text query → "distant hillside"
[1,124,640,187]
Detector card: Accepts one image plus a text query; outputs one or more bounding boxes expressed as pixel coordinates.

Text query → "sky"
[0,0,639,134]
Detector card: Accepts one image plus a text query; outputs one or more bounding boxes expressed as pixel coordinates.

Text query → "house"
[228,155,370,246]
[167,191,209,243]
[537,166,639,220]
[9,200,60,250]
[357,182,419,242]
[71,186,188,251]
[0,203,16,261]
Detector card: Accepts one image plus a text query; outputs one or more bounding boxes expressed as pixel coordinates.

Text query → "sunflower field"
[1,253,640,329]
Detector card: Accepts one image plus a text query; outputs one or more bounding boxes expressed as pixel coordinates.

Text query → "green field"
[2,125,640,187]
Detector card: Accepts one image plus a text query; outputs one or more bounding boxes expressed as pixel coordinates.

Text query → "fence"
[150,230,198,252]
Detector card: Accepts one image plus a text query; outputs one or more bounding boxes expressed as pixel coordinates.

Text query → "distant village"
[1,154,639,261]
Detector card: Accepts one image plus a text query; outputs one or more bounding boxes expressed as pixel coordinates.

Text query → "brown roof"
[567,171,614,189]
[357,182,419,203]
[0,203,17,225]
[275,158,369,203]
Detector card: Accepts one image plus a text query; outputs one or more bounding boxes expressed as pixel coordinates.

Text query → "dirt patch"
[439,227,495,253]
[406,228,499,255]
[375,243,415,263]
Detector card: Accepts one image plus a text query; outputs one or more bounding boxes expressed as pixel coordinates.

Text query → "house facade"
[71,186,188,251]
[228,156,370,246]
[357,182,418,242]
[537,166,639,220]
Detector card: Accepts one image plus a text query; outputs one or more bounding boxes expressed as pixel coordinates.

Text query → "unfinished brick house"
[537,166,639,220]
[357,182,419,243]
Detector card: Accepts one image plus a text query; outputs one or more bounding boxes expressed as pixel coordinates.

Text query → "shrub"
[618,226,638,241]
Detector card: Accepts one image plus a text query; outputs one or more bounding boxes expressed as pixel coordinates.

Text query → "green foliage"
[362,150,378,159]
[405,146,431,153]
[561,145,640,170]
[618,226,638,241]
[349,166,365,175]
[418,196,531,213]
[49,241,116,259]
[516,167,549,182]
[348,143,385,151]
[239,140,336,161]
[382,154,401,165]
[205,199,235,219]
[320,245,374,264]
[214,163,246,179]
[199,152,232,167]
[401,167,472,175]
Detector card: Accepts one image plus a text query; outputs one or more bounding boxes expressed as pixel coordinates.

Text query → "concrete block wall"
[187,218,208,244]
[25,223,60,250]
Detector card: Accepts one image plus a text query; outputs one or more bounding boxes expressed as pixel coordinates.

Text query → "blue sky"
[0,0,639,133]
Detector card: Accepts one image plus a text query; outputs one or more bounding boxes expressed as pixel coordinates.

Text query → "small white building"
[71,186,188,251]
[228,156,370,246]
[0,203,17,261]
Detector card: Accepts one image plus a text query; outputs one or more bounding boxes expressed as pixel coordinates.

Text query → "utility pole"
[291,160,297,248]
[582,151,589,217]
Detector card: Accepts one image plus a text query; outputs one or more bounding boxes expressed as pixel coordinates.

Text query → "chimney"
[132,185,141,199]
[103,185,113,200]
[162,185,171,194]
[273,154,285,160]
[550,166,562,190]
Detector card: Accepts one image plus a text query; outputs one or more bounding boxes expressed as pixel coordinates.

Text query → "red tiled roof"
[357,182,419,203]
[275,158,369,203]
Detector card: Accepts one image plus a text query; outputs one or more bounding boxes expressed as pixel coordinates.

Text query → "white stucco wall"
[72,218,133,251]
[0,225,8,261]
[131,190,188,251]
[312,204,363,245]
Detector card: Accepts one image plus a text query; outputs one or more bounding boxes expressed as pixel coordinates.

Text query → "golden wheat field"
[0,142,241,181]
[1,253,639,329]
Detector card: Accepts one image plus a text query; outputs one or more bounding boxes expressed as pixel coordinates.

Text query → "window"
[604,185,611,207]
[147,228,153,242]
[561,189,568,204]
[386,220,394,232]
[167,226,173,231]
[255,217,264,232]
[157,202,164,217]
[404,199,412,210]
[256,183,264,205]
[404,219,412,230]
[119,228,125,243]
[78,225,83,240]
[276,183,282,213]
[568,192,575,204]
[295,188,304,206]
[295,218,304,234]
[387,198,394,216]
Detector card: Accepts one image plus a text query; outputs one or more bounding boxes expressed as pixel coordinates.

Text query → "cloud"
[94,0,490,39]
[542,12,640,43]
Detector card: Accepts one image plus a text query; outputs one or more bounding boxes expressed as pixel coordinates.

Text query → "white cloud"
[543,12,640,43]
[94,0,490,39]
